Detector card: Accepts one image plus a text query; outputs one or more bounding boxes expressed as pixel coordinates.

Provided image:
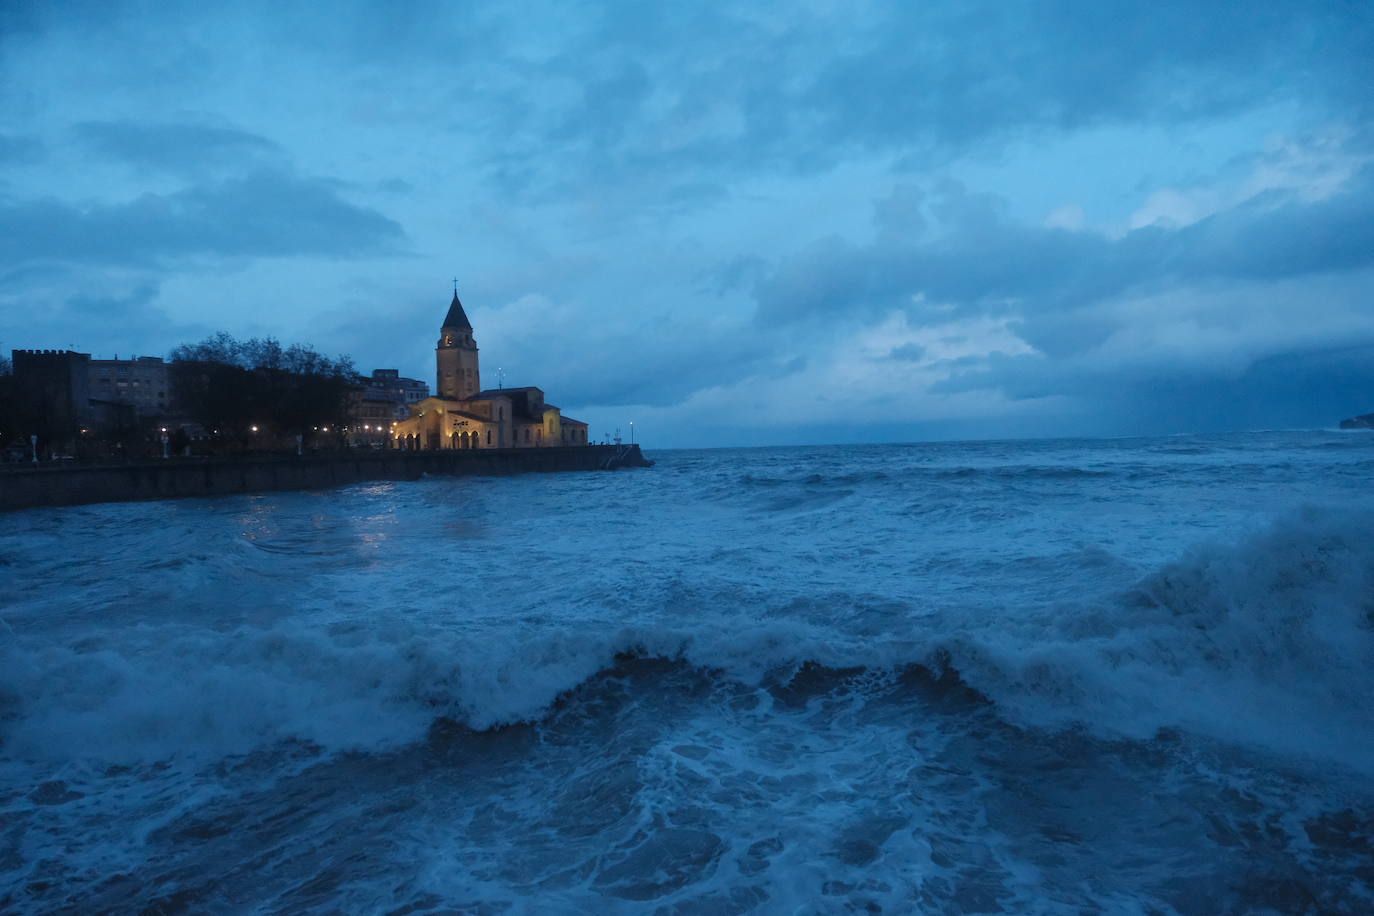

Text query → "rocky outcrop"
[1339,413,1374,430]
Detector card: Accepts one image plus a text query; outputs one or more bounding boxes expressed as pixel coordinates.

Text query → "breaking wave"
[4,505,1370,774]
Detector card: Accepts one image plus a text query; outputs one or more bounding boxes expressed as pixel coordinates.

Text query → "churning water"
[2,431,1373,913]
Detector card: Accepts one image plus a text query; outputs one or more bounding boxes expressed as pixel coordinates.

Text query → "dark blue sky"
[2,1,1372,446]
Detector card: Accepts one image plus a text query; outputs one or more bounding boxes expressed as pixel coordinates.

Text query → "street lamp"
[630,421,634,444]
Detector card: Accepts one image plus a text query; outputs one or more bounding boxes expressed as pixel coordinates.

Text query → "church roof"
[442,290,472,330]
[470,386,542,399]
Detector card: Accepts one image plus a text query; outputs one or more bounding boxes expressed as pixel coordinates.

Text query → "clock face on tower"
[444,335,453,346]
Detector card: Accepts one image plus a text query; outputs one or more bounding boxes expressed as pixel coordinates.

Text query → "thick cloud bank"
[2,1,1371,444]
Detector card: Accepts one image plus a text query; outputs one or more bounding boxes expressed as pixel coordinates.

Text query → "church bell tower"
[436,285,479,400]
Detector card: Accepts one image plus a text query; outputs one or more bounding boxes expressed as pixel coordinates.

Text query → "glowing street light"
[250,425,259,433]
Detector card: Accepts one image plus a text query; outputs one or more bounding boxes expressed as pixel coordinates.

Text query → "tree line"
[168,333,358,448]
[1,334,363,459]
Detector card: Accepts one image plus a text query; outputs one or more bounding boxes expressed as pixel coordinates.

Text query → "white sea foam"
[938,504,1374,770]
[3,504,1369,776]
[3,431,1373,913]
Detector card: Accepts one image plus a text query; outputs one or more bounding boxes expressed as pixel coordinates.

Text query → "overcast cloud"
[1,0,1371,446]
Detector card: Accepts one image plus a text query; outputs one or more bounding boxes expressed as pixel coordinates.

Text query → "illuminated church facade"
[390,289,590,450]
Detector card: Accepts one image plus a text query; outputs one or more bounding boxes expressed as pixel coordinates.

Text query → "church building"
[390,289,590,450]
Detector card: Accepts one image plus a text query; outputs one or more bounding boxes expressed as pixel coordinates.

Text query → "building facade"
[10,349,162,455]
[88,356,171,416]
[389,290,589,450]
[347,369,430,446]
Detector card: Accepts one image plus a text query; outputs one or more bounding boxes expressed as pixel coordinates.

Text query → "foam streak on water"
[1,431,1372,913]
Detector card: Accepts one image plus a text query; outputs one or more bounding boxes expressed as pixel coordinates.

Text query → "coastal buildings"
[8,350,171,455]
[88,356,171,416]
[9,350,93,455]
[389,289,589,450]
[5,288,589,458]
[348,369,430,443]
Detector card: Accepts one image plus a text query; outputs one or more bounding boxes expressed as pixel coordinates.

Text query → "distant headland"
[1339,413,1374,430]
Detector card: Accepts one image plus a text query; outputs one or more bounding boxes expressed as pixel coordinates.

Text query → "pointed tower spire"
[443,282,472,330]
[437,284,479,399]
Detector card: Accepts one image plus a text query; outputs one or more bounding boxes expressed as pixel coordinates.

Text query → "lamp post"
[160,427,169,459]
[630,421,634,444]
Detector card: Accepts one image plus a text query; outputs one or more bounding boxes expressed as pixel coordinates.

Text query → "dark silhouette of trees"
[170,334,358,450]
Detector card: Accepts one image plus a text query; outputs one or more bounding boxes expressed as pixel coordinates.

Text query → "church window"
[524,428,530,443]
[487,429,492,445]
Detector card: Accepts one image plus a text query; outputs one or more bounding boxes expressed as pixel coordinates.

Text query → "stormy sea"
[2,430,1372,914]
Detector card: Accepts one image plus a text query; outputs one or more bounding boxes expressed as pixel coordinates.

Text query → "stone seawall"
[0,445,651,512]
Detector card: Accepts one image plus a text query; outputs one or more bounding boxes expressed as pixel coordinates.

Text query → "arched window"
[451,432,459,448]
[486,429,492,445]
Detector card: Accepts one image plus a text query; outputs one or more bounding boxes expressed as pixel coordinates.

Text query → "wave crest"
[3,506,1370,771]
